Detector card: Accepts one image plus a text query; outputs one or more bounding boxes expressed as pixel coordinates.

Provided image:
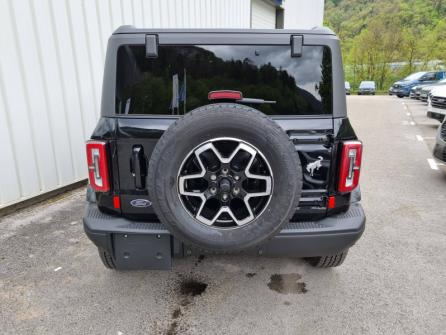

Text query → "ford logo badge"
[130,199,152,208]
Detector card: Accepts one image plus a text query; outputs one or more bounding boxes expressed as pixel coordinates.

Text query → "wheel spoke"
[198,142,225,163]
[178,150,206,196]
[178,148,208,220]
[244,154,273,195]
[195,197,210,224]
[196,205,253,226]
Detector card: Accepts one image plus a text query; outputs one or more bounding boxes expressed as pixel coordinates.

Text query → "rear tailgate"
[97,115,338,221]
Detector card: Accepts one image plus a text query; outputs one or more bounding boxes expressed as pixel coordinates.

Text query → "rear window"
[403,72,426,81]
[360,81,375,89]
[115,44,332,116]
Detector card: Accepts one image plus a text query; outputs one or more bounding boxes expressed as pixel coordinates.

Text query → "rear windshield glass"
[115,45,332,116]
[359,81,375,88]
[403,72,426,81]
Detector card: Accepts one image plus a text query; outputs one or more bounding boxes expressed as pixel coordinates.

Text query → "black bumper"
[83,202,366,270]
[427,111,445,122]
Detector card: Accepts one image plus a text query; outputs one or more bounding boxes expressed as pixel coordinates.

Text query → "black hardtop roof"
[113,25,336,36]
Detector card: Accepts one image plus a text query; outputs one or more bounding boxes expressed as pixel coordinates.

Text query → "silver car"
[358,81,376,95]
[420,79,446,102]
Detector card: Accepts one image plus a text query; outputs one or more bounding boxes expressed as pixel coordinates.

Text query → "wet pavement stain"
[166,308,182,335]
[165,278,208,334]
[194,254,205,266]
[166,321,178,335]
[180,279,208,297]
[245,272,256,278]
[267,274,308,294]
[180,298,191,307]
[172,308,182,319]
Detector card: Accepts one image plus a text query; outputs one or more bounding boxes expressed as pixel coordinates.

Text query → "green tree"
[325,0,446,89]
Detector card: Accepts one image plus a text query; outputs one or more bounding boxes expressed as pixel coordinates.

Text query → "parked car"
[411,78,446,100]
[433,118,446,163]
[345,81,351,95]
[420,79,446,102]
[390,71,425,96]
[389,71,446,98]
[83,27,365,271]
[409,85,423,99]
[427,85,446,122]
[358,81,376,95]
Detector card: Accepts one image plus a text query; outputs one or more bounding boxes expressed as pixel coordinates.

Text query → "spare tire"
[147,103,302,252]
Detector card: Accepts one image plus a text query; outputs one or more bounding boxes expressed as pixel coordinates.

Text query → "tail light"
[208,90,242,100]
[338,141,362,193]
[86,141,110,192]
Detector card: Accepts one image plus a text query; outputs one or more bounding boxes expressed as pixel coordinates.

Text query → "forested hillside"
[324,0,446,89]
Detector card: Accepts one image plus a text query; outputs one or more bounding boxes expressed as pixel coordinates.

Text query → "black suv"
[83,27,366,270]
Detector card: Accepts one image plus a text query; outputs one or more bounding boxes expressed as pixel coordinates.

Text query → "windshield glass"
[115,45,333,116]
[403,72,426,81]
[360,81,375,88]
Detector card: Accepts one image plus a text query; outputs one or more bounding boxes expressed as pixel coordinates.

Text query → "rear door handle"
[131,145,147,189]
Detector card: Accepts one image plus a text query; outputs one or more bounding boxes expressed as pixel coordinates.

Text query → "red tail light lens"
[338,141,362,193]
[208,90,242,100]
[86,141,110,192]
[327,196,336,209]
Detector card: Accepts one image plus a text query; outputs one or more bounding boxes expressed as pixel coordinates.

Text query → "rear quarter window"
[115,44,332,116]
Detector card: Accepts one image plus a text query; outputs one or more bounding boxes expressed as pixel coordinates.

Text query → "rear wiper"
[237,98,276,104]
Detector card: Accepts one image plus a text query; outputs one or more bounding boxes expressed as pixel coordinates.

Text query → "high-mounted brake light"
[338,141,362,193]
[86,140,110,192]
[208,90,242,101]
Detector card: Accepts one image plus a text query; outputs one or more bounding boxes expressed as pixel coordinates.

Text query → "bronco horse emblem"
[306,156,323,177]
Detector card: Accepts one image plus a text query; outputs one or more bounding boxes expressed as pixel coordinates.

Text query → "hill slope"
[324,0,446,89]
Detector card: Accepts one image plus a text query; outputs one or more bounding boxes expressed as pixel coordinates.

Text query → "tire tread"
[305,250,348,268]
[98,248,116,269]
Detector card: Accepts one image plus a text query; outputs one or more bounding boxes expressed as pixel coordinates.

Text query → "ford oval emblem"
[130,199,152,208]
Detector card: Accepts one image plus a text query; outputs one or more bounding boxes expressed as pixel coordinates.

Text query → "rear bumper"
[427,109,446,122]
[83,202,366,270]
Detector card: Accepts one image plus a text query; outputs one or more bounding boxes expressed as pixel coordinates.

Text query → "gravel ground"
[1,96,445,335]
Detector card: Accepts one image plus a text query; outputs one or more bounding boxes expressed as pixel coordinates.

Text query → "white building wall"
[0,0,251,209]
[0,0,323,209]
[283,0,325,29]
[251,0,276,29]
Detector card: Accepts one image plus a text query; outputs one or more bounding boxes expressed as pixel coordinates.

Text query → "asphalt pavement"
[1,96,445,335]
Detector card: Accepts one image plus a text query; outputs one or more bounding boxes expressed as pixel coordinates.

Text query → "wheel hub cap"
[219,178,231,193]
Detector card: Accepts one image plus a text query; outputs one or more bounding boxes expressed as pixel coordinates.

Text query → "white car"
[427,85,446,122]
[345,81,351,95]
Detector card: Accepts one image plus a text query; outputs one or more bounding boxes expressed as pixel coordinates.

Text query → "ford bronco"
[83,27,365,270]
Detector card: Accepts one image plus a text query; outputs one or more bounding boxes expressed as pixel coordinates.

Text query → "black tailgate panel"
[110,117,334,220]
